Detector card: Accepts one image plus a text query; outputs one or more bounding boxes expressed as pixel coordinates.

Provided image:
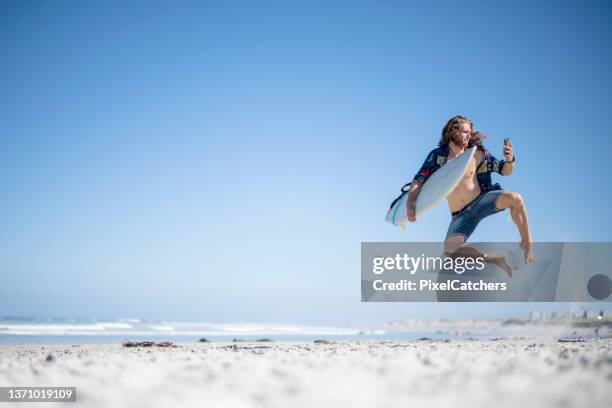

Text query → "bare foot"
[520,241,536,263]
[484,252,513,278]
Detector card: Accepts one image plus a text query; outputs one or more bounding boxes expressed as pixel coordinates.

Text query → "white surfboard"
[386,147,476,227]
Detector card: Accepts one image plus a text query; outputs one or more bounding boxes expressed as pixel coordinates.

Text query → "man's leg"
[444,234,466,257]
[444,234,513,277]
[495,191,536,263]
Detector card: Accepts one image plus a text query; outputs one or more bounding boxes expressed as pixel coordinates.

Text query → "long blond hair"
[439,115,485,148]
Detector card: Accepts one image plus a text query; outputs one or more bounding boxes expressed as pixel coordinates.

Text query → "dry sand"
[1,339,611,408]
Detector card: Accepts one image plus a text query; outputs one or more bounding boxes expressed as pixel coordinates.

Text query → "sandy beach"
[1,339,610,408]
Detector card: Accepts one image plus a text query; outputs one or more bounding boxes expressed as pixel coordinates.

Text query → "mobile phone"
[503,138,511,146]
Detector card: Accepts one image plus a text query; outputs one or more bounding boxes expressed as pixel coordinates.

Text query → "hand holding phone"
[503,138,514,162]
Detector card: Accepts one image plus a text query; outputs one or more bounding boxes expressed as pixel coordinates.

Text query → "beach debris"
[558,338,586,343]
[123,341,154,347]
[156,341,177,348]
[122,341,178,348]
[222,344,271,351]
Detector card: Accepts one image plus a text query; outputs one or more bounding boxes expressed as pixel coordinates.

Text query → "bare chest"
[449,150,483,183]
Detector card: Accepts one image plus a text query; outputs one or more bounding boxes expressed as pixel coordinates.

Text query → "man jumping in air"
[406,115,535,275]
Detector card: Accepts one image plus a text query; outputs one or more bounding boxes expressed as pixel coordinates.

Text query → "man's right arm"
[406,181,423,222]
[406,147,442,222]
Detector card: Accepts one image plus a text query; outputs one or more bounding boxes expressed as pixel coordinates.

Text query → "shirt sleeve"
[487,151,506,175]
[412,148,442,184]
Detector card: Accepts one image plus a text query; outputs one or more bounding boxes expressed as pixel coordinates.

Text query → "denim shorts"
[445,190,505,241]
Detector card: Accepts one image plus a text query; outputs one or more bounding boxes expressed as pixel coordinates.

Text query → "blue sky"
[1,0,611,323]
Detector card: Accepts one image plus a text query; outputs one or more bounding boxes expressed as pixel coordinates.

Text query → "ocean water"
[0,317,496,344]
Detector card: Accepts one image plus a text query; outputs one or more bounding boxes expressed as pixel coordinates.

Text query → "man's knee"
[510,192,524,208]
[500,191,524,209]
[444,235,466,256]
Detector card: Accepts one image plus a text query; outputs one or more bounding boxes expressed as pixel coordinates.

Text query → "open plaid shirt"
[412,144,506,192]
